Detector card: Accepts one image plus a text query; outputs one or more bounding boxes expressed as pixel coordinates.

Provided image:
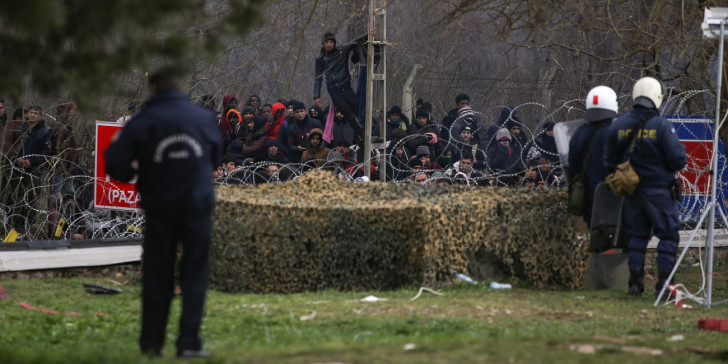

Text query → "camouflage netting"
[210,170,587,293]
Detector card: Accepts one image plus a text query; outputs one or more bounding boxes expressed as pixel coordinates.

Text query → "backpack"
[605,111,656,197]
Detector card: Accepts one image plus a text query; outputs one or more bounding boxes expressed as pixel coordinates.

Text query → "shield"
[589,182,629,252]
[553,118,587,171]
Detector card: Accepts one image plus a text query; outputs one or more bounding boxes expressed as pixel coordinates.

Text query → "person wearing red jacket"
[266,102,286,140]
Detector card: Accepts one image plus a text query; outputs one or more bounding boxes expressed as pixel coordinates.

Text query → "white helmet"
[632,76,663,109]
[584,85,618,122]
[586,86,618,112]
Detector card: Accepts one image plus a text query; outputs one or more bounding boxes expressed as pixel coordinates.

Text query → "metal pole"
[378,0,388,181]
[707,20,725,308]
[363,0,375,179]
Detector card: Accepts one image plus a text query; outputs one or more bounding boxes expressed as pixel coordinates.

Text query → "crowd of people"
[206,29,563,187]
[203,93,563,187]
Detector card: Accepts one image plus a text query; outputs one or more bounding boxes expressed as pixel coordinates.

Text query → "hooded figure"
[385,105,410,140]
[386,133,411,182]
[301,128,331,167]
[219,94,237,148]
[485,106,519,154]
[309,105,325,123]
[487,128,521,176]
[525,122,558,165]
[439,94,470,142]
[226,109,243,141]
[257,139,288,164]
[410,108,437,135]
[238,116,268,161]
[267,102,286,140]
[331,108,357,147]
[226,139,246,163]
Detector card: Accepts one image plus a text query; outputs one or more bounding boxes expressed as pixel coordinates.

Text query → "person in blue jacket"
[105,70,221,359]
[604,76,687,297]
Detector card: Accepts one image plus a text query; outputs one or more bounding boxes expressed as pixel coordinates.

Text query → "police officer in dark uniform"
[604,76,686,297]
[105,70,221,358]
[568,85,619,227]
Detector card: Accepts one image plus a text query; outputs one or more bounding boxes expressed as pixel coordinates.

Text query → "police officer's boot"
[655,271,675,300]
[628,268,644,296]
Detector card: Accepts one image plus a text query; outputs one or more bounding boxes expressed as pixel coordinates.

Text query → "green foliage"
[3,275,728,363]
[0,0,265,111]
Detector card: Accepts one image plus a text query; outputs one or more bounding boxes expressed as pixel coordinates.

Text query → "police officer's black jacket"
[569,119,610,183]
[313,35,367,100]
[604,106,686,188]
[105,90,222,213]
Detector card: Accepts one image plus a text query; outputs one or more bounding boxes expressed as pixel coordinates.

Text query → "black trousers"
[6,171,40,233]
[328,85,363,142]
[139,208,212,353]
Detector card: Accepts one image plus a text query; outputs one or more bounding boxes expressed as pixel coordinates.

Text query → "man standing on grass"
[105,70,221,359]
[604,76,686,298]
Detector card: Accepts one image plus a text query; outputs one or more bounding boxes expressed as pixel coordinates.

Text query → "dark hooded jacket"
[569,117,612,226]
[219,94,237,146]
[488,141,521,175]
[485,106,518,154]
[385,105,410,140]
[439,108,459,142]
[386,137,412,182]
[257,141,290,164]
[240,116,269,161]
[526,124,559,165]
[309,105,325,123]
[409,118,438,136]
[331,114,356,148]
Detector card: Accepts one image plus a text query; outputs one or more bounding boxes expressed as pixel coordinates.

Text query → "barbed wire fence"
[0,91,725,242]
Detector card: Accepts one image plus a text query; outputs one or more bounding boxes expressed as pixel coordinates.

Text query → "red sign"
[94,122,141,211]
[678,140,712,195]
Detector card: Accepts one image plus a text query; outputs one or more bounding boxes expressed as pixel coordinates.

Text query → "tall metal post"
[656,8,728,308]
[706,20,725,308]
[364,0,387,180]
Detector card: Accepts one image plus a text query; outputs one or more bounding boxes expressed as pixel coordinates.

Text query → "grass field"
[2,263,728,363]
